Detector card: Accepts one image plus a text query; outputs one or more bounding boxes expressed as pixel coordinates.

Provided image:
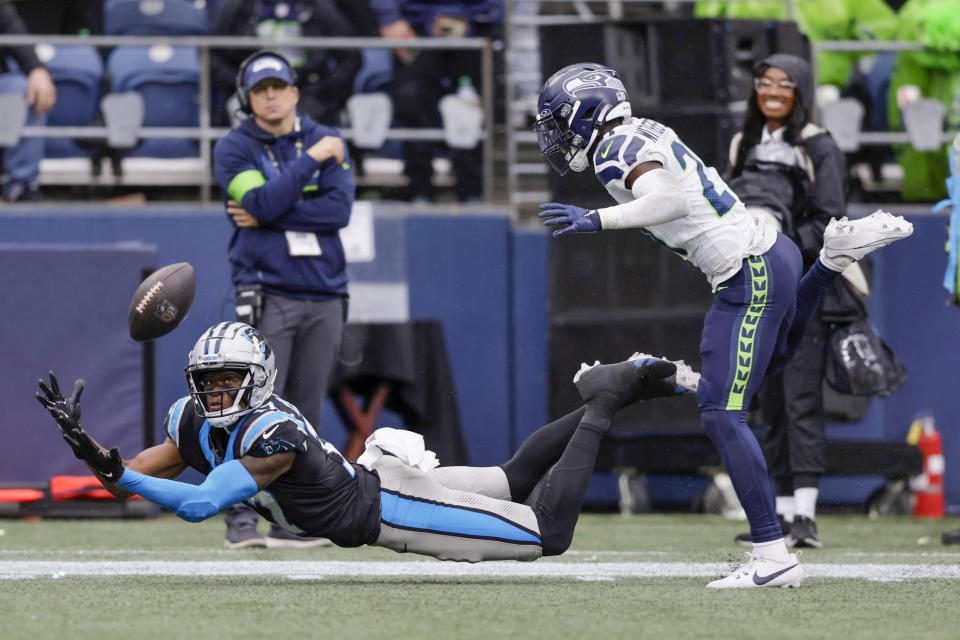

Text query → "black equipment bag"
[825,319,907,397]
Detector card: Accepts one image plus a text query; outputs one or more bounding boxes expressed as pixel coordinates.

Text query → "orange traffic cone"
[907,413,945,518]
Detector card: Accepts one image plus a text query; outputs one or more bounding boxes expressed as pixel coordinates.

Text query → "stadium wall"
[1,206,956,511]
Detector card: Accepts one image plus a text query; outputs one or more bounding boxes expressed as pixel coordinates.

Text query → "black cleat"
[224,520,266,549]
[786,515,822,548]
[942,528,960,545]
[629,353,700,396]
[573,357,677,411]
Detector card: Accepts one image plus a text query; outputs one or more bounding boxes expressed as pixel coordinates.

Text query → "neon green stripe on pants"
[725,255,768,411]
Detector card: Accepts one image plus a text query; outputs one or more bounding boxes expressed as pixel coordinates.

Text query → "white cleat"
[706,551,805,589]
[629,352,700,395]
[820,210,913,271]
[573,360,601,384]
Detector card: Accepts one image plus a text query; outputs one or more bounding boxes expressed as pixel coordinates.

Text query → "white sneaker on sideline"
[706,551,805,589]
[628,352,700,395]
[820,210,913,271]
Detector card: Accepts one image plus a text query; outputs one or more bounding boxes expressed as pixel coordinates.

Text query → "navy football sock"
[701,409,781,543]
[788,259,838,348]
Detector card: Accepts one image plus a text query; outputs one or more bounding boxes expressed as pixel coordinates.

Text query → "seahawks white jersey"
[593,117,775,288]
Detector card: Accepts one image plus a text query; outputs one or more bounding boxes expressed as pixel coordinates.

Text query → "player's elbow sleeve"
[175,498,223,522]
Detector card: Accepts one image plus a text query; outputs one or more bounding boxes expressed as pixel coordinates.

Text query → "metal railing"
[0,34,495,202]
[813,39,959,146]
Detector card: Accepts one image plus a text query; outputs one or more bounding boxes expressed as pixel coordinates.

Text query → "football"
[127,262,196,341]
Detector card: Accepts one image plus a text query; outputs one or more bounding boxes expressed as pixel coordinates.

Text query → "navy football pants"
[697,234,837,542]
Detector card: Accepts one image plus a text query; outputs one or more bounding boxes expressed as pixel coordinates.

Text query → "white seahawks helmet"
[185,322,277,428]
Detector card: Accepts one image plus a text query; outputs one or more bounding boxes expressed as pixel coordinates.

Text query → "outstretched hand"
[538,203,602,237]
[36,372,124,480]
[36,371,83,436]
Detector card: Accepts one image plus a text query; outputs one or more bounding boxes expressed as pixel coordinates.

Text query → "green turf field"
[2,513,959,639]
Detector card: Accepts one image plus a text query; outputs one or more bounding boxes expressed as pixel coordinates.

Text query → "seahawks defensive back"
[534,62,913,588]
[590,116,773,288]
[534,62,773,290]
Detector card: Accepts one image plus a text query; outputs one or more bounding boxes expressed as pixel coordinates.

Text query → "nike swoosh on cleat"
[753,564,799,586]
[601,140,614,159]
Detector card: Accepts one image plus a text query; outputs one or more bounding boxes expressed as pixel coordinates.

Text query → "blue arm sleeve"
[115,460,259,523]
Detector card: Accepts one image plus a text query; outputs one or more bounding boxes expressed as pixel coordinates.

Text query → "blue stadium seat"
[42,45,104,158]
[205,0,228,22]
[105,0,207,36]
[108,45,200,157]
[354,48,393,94]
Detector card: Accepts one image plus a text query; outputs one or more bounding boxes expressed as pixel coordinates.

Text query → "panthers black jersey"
[164,394,382,547]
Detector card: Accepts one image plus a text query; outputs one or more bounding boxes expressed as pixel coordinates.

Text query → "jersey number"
[670,141,737,217]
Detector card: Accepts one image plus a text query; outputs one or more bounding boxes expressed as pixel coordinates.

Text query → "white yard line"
[2,560,960,582]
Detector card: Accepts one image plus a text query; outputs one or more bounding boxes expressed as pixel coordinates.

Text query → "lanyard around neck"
[264,116,303,175]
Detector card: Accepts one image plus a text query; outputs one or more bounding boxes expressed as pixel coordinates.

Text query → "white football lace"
[572,360,600,384]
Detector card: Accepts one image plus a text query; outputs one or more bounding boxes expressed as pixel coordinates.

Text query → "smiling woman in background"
[727,53,860,551]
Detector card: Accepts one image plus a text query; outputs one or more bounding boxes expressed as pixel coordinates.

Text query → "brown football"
[127,262,196,341]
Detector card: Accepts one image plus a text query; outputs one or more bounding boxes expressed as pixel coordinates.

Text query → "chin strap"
[568,147,590,172]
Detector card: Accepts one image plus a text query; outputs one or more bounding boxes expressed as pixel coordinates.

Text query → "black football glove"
[36,372,113,463]
[37,371,88,453]
[36,372,126,481]
[84,446,125,482]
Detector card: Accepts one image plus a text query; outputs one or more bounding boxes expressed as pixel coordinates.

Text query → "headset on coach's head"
[235,50,299,115]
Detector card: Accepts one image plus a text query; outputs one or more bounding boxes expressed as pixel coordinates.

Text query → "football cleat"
[706,551,805,589]
[265,524,333,549]
[942,528,960,545]
[629,352,700,395]
[786,515,822,549]
[573,357,677,410]
[224,520,267,549]
[820,210,913,271]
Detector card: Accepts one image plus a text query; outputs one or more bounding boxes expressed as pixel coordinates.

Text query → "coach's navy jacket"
[213,113,355,299]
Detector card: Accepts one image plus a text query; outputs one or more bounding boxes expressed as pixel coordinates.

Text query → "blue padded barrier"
[405,213,514,466]
[509,228,549,452]
[0,243,156,484]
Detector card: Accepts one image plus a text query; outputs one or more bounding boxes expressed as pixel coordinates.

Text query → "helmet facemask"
[185,322,277,428]
[187,366,267,428]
